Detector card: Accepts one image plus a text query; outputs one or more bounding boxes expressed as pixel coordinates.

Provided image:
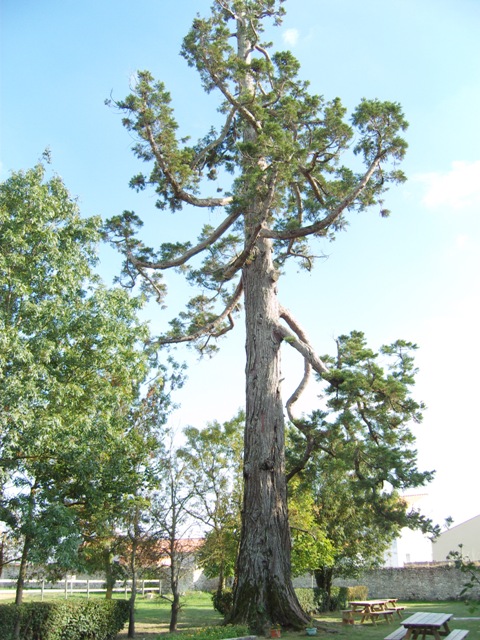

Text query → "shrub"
[314,585,368,612]
[212,589,234,616]
[0,599,130,640]
[345,585,368,602]
[294,588,321,615]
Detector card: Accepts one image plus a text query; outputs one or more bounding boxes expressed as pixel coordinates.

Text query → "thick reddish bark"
[228,234,309,631]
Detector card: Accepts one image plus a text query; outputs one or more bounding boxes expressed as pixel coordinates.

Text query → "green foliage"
[315,587,342,612]
[0,599,129,640]
[448,546,480,611]
[288,477,334,577]
[287,331,436,591]
[105,0,410,353]
[212,589,234,616]
[180,412,244,585]
[294,589,320,616]
[294,586,367,614]
[0,164,167,599]
[314,586,366,612]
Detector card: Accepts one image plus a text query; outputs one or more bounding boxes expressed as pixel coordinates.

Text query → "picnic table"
[385,612,469,640]
[343,599,400,624]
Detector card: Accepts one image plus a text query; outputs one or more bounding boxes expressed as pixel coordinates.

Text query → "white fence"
[0,578,164,600]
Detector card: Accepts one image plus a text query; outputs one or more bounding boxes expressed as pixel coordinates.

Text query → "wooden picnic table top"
[401,612,453,639]
[402,612,453,628]
[349,599,397,607]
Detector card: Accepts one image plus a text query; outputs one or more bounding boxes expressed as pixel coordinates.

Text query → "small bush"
[212,589,234,616]
[345,585,368,601]
[314,585,368,612]
[294,588,321,615]
[330,587,347,611]
[0,599,130,640]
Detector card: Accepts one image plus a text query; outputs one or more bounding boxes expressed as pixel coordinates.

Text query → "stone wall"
[334,564,480,601]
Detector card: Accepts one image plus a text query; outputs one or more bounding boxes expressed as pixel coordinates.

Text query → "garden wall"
[333,564,480,601]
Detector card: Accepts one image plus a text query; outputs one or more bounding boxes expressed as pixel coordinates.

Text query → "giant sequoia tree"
[106,0,408,630]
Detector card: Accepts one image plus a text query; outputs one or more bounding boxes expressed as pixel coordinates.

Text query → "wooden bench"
[371,609,396,624]
[444,631,469,640]
[388,606,405,618]
[384,627,408,640]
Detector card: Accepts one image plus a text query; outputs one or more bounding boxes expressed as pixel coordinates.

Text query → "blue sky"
[2,1,480,535]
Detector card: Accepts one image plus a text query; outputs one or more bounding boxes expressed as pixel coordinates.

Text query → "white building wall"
[432,514,480,562]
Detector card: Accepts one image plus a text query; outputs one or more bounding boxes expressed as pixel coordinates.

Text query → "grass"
[118,594,480,640]
[130,591,225,631]
[2,591,479,640]
[126,595,480,640]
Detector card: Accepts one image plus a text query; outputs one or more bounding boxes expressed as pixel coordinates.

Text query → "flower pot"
[270,629,281,638]
[306,628,317,636]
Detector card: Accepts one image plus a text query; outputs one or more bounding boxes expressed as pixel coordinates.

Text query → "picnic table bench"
[444,631,469,640]
[385,628,469,640]
[385,628,408,640]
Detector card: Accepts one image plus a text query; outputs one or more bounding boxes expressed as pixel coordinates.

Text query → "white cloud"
[415,160,480,211]
[283,28,299,46]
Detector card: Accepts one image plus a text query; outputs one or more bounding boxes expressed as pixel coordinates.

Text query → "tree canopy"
[0,162,172,604]
[287,331,437,600]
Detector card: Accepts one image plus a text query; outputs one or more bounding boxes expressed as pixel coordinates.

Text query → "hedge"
[0,599,130,640]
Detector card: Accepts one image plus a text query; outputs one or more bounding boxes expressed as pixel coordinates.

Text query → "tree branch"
[263,153,384,241]
[278,306,329,376]
[277,306,332,482]
[143,121,233,208]
[191,107,237,171]
[127,208,242,271]
[158,278,243,346]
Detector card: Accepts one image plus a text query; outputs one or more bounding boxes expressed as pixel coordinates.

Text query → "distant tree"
[287,332,437,605]
[105,0,409,629]
[0,163,155,604]
[119,380,180,639]
[151,437,196,632]
[179,411,244,598]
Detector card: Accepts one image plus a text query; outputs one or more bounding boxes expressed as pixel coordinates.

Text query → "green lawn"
[114,593,479,640]
[128,594,480,640]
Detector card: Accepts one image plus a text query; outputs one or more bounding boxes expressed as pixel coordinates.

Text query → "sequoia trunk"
[228,233,309,631]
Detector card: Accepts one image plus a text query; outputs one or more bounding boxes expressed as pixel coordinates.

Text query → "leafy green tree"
[287,332,436,605]
[287,476,333,580]
[180,411,244,598]
[105,0,409,629]
[0,162,155,604]
[78,375,180,606]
